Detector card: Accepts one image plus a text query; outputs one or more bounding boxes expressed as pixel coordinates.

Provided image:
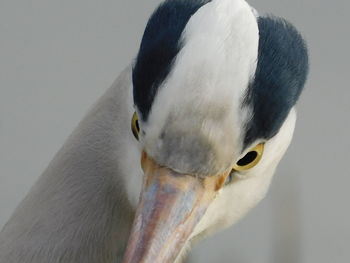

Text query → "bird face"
[123,0,308,262]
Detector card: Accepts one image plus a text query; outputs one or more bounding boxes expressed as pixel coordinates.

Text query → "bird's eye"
[233,143,265,171]
[131,112,140,140]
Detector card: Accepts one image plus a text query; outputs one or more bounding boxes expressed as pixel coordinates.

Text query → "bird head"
[123,0,308,262]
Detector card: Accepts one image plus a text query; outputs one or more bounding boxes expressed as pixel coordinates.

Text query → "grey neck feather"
[0,67,136,263]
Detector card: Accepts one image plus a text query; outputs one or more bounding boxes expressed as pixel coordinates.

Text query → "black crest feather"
[133,0,212,120]
[243,16,309,147]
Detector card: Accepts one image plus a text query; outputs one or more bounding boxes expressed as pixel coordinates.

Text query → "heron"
[0,0,309,262]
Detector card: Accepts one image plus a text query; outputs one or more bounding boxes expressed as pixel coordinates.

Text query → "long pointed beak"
[122,152,231,263]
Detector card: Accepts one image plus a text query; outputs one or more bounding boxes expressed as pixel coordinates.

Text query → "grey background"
[0,0,348,262]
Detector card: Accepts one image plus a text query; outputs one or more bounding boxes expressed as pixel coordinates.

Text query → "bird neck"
[0,66,140,263]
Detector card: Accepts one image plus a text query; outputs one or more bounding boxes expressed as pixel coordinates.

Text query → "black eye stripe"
[133,0,213,121]
[242,16,309,147]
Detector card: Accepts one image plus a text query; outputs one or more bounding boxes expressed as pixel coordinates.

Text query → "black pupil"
[135,119,140,132]
[237,151,258,166]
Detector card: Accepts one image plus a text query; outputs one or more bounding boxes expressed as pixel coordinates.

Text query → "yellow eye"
[131,112,140,140]
[232,143,265,171]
